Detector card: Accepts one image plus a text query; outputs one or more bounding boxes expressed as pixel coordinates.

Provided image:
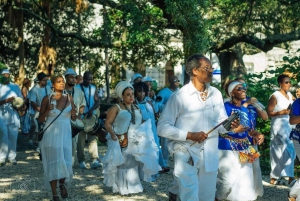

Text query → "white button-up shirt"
[157,81,228,172]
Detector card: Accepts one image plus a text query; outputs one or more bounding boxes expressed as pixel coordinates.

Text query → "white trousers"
[0,124,19,162]
[290,140,300,199]
[172,150,217,201]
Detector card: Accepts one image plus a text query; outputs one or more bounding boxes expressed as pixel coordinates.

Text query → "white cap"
[142,76,153,82]
[1,69,10,74]
[64,68,77,76]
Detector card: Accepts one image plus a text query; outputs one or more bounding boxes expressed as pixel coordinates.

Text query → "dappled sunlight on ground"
[0,134,294,200]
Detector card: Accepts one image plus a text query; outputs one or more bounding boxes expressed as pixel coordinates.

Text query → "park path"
[0,134,291,201]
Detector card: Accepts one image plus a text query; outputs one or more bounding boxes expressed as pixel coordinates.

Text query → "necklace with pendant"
[199,87,208,101]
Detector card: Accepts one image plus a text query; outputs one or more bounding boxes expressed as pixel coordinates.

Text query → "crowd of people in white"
[0,53,300,201]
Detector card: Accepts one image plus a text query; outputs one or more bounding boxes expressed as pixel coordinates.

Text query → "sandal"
[52,195,60,201]
[59,184,68,198]
[270,178,278,185]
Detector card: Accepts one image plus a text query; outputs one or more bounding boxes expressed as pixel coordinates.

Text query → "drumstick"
[190,113,239,146]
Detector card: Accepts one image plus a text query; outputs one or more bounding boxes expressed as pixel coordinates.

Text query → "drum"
[95,119,107,143]
[12,97,26,117]
[71,119,84,138]
[81,114,101,135]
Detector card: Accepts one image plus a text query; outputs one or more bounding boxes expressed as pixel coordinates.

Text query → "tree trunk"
[218,46,247,89]
[36,0,56,76]
[15,0,25,86]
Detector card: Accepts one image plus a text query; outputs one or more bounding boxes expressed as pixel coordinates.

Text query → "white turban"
[115,81,134,98]
[228,81,241,97]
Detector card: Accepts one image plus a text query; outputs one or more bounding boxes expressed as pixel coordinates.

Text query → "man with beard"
[76,71,101,169]
[157,54,231,201]
[28,72,51,146]
[64,68,86,166]
[0,68,22,166]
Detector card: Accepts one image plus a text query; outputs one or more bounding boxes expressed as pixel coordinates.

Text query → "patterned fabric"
[290,98,300,143]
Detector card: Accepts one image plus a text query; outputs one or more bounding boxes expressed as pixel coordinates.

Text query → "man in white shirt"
[157,54,228,201]
[0,69,22,166]
[28,72,51,145]
[157,75,180,169]
[64,68,86,166]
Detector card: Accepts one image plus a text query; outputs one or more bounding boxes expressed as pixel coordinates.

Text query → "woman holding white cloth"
[102,81,160,195]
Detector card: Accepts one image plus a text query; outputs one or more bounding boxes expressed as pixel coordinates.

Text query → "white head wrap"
[131,73,143,83]
[228,81,241,97]
[1,69,10,74]
[115,81,134,98]
[64,68,77,76]
[142,76,153,82]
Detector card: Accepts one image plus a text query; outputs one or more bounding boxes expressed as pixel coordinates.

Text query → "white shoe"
[79,161,87,169]
[90,160,101,169]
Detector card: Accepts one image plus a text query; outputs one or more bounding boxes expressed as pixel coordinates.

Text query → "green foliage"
[164,0,211,56]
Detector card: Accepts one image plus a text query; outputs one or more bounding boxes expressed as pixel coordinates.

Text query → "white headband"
[228,81,241,97]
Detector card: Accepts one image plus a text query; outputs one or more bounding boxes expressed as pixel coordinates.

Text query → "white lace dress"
[39,103,73,189]
[102,105,161,195]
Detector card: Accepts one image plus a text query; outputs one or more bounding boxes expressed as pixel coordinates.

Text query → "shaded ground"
[0,134,292,201]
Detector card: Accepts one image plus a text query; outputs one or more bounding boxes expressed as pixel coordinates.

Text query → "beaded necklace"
[122,101,135,124]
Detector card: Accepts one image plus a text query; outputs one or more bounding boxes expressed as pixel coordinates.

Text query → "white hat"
[1,69,10,74]
[115,81,134,98]
[64,68,77,76]
[12,97,24,109]
[131,73,143,82]
[142,76,153,82]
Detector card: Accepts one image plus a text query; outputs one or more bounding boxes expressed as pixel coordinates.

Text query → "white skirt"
[216,150,256,201]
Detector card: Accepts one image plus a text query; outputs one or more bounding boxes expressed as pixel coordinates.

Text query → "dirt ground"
[0,134,292,201]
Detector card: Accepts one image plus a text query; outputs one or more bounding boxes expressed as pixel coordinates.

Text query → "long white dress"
[102,105,161,195]
[39,103,73,189]
[269,91,296,179]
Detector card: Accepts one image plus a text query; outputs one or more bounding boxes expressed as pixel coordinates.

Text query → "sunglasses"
[200,67,215,72]
[236,87,247,91]
[242,83,247,88]
[173,79,180,82]
[284,81,291,84]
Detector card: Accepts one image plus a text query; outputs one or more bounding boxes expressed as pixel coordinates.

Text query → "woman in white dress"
[38,75,77,201]
[102,81,161,195]
[267,74,296,185]
[216,81,261,201]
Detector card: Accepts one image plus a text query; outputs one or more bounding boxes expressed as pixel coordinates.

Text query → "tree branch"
[210,31,300,53]
[14,6,112,48]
